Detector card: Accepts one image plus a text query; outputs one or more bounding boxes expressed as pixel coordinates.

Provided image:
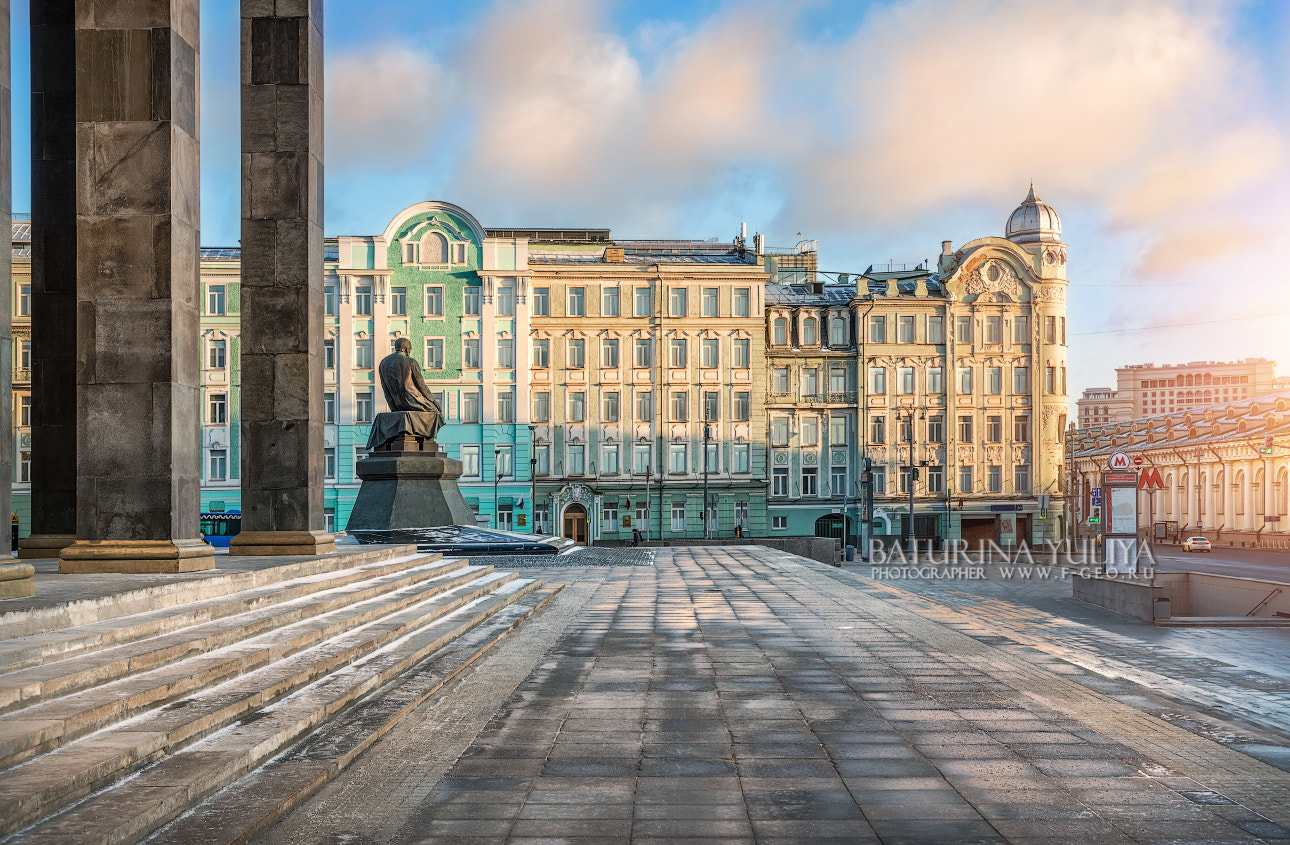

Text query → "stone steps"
[0,552,549,843]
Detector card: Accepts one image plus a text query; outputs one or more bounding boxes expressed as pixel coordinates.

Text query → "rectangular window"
[772,318,787,346]
[958,465,973,494]
[871,415,886,444]
[1061,366,1067,395]
[928,315,944,343]
[567,445,586,475]
[803,368,818,397]
[389,286,407,316]
[635,390,653,421]
[830,415,846,443]
[535,445,550,476]
[602,391,619,422]
[956,315,972,345]
[771,417,789,446]
[324,447,336,479]
[733,288,750,317]
[568,287,585,316]
[733,444,750,473]
[772,515,788,530]
[356,391,373,423]
[597,338,618,370]
[773,367,789,394]
[669,444,687,473]
[568,392,586,422]
[669,390,688,421]
[831,466,847,496]
[1060,317,1066,345]
[464,287,481,315]
[987,366,1002,395]
[207,284,225,315]
[208,393,227,425]
[602,505,619,531]
[461,445,480,478]
[497,338,514,368]
[1044,316,1056,344]
[352,285,372,316]
[1013,314,1029,344]
[323,338,336,370]
[462,391,480,423]
[898,315,915,343]
[830,316,848,346]
[462,338,481,369]
[497,391,514,422]
[700,338,719,368]
[801,468,818,496]
[927,367,944,394]
[669,338,687,368]
[634,287,651,317]
[899,416,913,444]
[733,338,749,368]
[602,286,619,317]
[533,391,550,422]
[927,415,944,443]
[208,339,226,370]
[868,315,886,343]
[495,446,514,478]
[703,391,719,422]
[801,416,819,446]
[354,445,368,467]
[417,286,440,317]
[1045,366,1056,394]
[956,367,972,394]
[633,444,651,475]
[829,366,846,394]
[870,367,886,395]
[899,367,915,395]
[927,466,944,494]
[958,415,973,441]
[985,315,1002,344]
[208,449,227,481]
[424,338,444,369]
[988,465,1002,493]
[702,287,719,317]
[567,339,584,368]
[733,391,750,421]
[495,285,514,316]
[705,443,719,473]
[1014,464,1030,493]
[871,465,886,494]
[355,339,374,369]
[899,467,914,495]
[18,394,31,427]
[634,338,652,368]
[773,468,790,496]
[324,285,336,316]
[1013,366,1029,394]
[669,287,687,317]
[671,501,687,532]
[1014,415,1030,441]
[987,415,1002,442]
[533,287,549,316]
[324,392,336,423]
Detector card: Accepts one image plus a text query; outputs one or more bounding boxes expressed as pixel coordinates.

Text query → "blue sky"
[9,0,1290,398]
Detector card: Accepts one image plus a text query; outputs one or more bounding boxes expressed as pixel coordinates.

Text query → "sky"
[9,0,1290,402]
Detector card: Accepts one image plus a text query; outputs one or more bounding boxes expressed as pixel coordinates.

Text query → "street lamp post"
[702,412,712,540]
[1194,448,1204,533]
[529,425,537,534]
[494,448,503,529]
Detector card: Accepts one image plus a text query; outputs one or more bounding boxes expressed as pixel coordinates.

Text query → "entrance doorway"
[562,504,588,545]
[815,514,853,544]
[960,517,996,546]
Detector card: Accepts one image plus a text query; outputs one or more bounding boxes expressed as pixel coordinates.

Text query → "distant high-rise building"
[1077,359,1278,428]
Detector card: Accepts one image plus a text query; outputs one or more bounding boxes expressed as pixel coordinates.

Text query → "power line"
[1071,312,1290,336]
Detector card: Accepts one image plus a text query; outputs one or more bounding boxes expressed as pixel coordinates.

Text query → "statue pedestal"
[346,414,475,532]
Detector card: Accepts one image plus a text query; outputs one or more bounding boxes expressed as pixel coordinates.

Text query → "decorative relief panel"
[965,260,1022,301]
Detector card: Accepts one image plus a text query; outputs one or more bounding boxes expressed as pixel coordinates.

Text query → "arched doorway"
[815,514,852,542]
[562,504,588,545]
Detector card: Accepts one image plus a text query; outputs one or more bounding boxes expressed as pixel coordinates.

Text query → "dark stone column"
[59,1,214,573]
[229,0,333,555]
[0,0,13,560]
[19,0,77,560]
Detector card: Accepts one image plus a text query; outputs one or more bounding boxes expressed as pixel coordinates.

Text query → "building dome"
[1006,184,1062,244]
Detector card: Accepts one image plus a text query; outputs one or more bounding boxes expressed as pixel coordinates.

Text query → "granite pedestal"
[346,419,475,533]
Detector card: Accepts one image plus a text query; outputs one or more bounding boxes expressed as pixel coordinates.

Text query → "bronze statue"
[377,338,444,439]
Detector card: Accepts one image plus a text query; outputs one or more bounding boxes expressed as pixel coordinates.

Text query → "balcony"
[13,367,29,383]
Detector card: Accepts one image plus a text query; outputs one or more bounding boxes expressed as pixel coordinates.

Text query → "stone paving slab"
[254,546,1290,844]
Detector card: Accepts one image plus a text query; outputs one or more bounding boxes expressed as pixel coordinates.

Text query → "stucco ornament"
[1033,285,1067,303]
[964,260,1022,300]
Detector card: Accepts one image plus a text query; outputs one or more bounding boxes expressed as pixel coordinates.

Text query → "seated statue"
[373,338,445,443]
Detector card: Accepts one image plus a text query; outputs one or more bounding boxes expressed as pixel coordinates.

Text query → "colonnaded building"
[11,191,1072,548]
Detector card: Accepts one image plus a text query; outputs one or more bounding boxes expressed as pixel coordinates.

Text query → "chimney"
[604,247,624,263]
[941,240,952,255]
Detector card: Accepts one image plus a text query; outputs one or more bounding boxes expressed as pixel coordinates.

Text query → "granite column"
[229,0,333,555]
[59,0,214,573]
[20,0,77,559]
[0,0,12,558]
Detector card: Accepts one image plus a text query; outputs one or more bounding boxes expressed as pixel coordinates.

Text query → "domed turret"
[1006,184,1062,244]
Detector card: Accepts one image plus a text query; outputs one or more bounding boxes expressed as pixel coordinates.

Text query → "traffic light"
[1089,506,1101,524]
[1260,435,1275,455]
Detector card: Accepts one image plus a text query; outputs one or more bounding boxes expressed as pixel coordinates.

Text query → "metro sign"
[1138,467,1164,490]
[1109,452,1132,470]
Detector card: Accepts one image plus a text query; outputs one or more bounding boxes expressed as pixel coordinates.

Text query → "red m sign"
[1138,467,1164,490]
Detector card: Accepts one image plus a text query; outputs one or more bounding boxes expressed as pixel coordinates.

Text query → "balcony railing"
[13,367,30,383]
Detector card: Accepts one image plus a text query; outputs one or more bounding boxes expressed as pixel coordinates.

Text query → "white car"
[1181,536,1211,553]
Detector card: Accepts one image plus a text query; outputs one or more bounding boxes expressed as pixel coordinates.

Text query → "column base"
[0,563,36,598]
[17,534,77,560]
[228,530,336,556]
[59,540,217,574]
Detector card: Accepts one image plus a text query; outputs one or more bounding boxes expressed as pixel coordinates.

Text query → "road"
[1149,543,1290,581]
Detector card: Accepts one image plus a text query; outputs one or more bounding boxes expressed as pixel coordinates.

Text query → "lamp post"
[1194,448,1204,533]
[494,447,503,529]
[702,411,712,539]
[901,405,924,554]
[529,425,537,534]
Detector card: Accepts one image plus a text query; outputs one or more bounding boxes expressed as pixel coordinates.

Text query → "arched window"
[773,317,787,346]
[1204,373,1212,385]
[420,231,448,264]
[830,316,848,346]
[802,317,818,345]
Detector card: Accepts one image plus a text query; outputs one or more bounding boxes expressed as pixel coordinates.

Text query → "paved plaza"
[242,546,1290,845]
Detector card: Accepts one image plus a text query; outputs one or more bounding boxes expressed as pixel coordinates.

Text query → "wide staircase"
[0,545,558,844]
